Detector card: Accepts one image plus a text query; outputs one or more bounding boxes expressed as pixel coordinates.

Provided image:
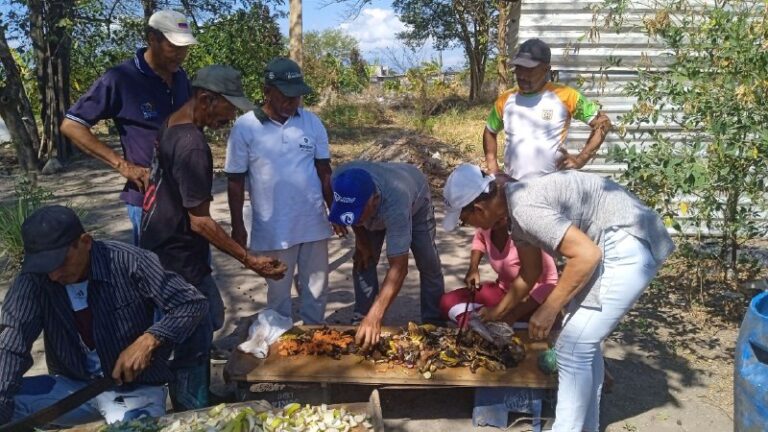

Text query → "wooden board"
[226,326,557,389]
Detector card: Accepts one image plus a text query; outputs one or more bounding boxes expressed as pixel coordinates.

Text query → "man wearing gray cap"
[225,57,338,325]
[0,205,208,426]
[61,9,198,246]
[141,65,287,410]
[483,38,612,179]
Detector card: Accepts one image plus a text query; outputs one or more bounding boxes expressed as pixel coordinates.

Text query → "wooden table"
[226,326,557,389]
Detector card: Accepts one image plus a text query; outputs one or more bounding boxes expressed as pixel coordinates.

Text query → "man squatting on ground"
[0,206,208,426]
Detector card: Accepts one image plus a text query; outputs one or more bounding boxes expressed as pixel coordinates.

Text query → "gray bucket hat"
[192,65,255,111]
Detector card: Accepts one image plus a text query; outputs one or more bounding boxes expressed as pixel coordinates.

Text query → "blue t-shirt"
[66,48,191,206]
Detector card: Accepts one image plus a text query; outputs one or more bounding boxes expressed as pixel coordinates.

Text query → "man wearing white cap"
[443,164,673,432]
[61,10,198,245]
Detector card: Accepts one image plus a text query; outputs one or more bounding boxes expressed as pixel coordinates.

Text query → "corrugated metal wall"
[518,1,768,235]
[518,0,669,176]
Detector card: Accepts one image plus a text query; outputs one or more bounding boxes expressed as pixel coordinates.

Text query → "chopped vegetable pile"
[102,403,374,432]
[276,322,526,378]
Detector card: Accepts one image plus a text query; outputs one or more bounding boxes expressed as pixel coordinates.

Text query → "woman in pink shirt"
[440,216,559,327]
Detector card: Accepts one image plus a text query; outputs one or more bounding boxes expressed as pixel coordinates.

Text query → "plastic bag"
[237,309,293,358]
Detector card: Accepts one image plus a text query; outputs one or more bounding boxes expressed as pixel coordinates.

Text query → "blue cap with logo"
[328,168,376,226]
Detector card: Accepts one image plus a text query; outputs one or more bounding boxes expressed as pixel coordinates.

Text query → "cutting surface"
[226,326,557,388]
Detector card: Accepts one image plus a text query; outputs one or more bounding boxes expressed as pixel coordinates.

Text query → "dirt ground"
[0,134,740,431]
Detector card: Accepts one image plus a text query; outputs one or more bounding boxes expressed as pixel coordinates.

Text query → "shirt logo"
[141,102,158,120]
[334,192,355,203]
[299,136,313,153]
[542,109,553,121]
[340,212,355,225]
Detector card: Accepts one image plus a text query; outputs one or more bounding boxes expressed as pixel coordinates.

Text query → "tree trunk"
[289,0,302,66]
[497,0,522,89]
[142,0,158,24]
[28,0,74,162]
[0,28,41,173]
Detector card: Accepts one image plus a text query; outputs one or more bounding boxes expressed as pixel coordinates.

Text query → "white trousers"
[257,239,329,324]
[552,228,663,432]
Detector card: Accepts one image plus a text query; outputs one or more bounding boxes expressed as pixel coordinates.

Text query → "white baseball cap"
[148,10,198,47]
[442,163,495,231]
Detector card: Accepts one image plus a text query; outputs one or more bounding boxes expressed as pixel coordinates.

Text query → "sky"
[273,0,466,71]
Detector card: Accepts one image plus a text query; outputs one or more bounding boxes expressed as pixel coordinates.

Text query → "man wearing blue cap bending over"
[329,161,445,349]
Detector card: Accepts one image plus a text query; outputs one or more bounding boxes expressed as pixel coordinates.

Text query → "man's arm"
[60,119,149,191]
[558,111,612,170]
[188,200,286,279]
[355,253,409,349]
[528,226,602,340]
[112,252,208,383]
[483,128,500,174]
[227,174,248,247]
[0,277,44,423]
[315,159,333,209]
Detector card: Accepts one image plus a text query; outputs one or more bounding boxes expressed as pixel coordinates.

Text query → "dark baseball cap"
[328,168,376,226]
[512,39,551,68]
[264,57,313,97]
[21,205,85,274]
[192,65,255,111]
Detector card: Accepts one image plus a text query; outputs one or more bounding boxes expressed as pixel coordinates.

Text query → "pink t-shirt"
[472,228,559,303]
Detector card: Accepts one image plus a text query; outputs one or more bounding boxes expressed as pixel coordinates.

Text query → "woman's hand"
[464,267,481,291]
[529,303,559,340]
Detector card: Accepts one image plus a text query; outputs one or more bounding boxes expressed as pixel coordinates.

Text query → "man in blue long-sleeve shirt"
[0,205,208,426]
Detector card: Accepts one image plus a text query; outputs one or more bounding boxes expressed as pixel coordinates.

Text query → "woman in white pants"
[443,164,674,432]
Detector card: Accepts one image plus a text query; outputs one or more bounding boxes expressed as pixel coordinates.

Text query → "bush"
[598,0,768,282]
[0,177,85,273]
[319,100,387,130]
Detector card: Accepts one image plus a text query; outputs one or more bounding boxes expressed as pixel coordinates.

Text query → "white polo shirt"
[225,107,332,251]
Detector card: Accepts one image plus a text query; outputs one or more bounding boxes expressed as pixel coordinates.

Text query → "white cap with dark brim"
[442,164,495,231]
[149,10,198,47]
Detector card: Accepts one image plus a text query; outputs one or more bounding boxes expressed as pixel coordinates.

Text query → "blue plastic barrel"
[735,290,768,432]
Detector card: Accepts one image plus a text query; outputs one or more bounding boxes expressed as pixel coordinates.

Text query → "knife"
[455,286,476,345]
[0,376,115,432]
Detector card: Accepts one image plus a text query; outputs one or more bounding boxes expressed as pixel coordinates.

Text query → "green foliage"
[0,178,51,271]
[600,0,768,278]
[0,177,88,273]
[382,79,401,93]
[185,4,284,102]
[393,0,495,100]
[302,29,369,105]
[318,99,386,131]
[400,61,462,132]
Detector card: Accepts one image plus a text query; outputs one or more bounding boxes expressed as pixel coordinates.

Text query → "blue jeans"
[552,228,663,432]
[12,375,165,426]
[169,274,223,411]
[126,204,142,246]
[353,210,445,324]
